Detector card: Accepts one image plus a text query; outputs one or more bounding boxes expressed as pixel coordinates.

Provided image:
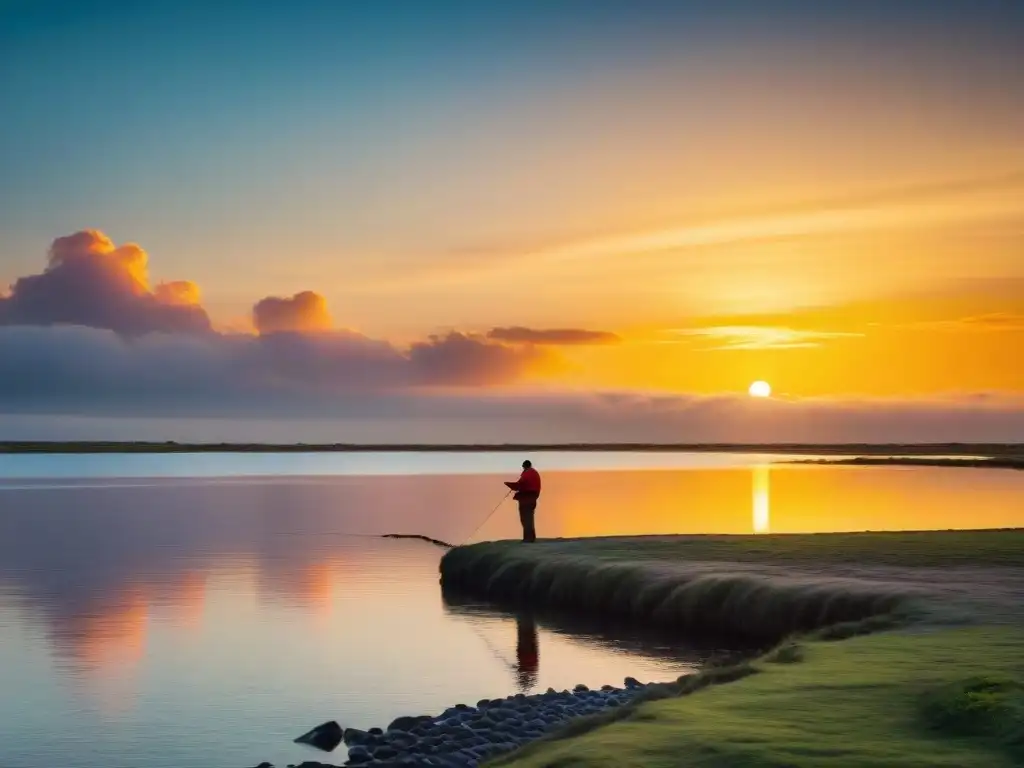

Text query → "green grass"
[440,529,1024,766]
[446,528,1024,569]
[487,627,1024,768]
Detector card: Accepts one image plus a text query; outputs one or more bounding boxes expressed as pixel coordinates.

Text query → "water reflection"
[439,589,747,696]
[752,464,770,534]
[0,456,1021,768]
[515,611,539,693]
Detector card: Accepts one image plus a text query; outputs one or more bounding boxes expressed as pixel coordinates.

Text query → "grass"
[439,530,1024,641]
[445,528,1024,568]
[439,528,1024,766]
[486,627,1024,768]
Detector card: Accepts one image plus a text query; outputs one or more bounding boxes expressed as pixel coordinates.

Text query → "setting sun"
[749,380,772,398]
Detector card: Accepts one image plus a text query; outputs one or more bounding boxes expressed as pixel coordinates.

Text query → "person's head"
[522,459,532,469]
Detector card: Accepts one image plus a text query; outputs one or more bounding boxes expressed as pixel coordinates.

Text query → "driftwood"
[381,533,455,548]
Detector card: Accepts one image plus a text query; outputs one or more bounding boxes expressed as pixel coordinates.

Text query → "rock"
[294,720,344,752]
[343,728,370,747]
[373,745,398,760]
[574,684,589,693]
[387,714,432,732]
[624,676,642,689]
[345,745,372,764]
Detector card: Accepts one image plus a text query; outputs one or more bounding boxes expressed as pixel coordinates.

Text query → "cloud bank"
[2,230,1023,443]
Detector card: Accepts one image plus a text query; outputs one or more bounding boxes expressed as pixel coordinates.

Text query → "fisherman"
[505,459,541,543]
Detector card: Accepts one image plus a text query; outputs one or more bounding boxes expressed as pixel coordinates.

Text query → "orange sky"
[3,6,1024,409]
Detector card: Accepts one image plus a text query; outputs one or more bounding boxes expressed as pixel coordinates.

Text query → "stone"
[343,728,370,747]
[373,745,398,760]
[346,745,372,764]
[574,684,589,693]
[293,720,344,752]
[624,676,642,689]
[387,715,432,732]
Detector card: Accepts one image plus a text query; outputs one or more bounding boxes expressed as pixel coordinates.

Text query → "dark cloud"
[486,326,620,345]
[408,332,549,385]
[252,291,332,335]
[0,230,211,336]
[0,325,548,415]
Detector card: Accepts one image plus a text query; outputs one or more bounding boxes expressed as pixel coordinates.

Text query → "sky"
[2,0,1024,442]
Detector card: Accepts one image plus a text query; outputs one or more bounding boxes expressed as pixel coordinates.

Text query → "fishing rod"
[460,488,512,545]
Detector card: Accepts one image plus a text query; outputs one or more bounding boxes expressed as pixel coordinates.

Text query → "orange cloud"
[0,229,211,336]
[154,280,202,306]
[669,325,862,351]
[487,326,621,345]
[910,312,1024,333]
[252,290,332,335]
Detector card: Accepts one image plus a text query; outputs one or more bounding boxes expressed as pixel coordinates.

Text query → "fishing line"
[460,488,512,545]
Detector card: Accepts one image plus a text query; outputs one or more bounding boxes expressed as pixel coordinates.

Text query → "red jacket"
[516,467,541,496]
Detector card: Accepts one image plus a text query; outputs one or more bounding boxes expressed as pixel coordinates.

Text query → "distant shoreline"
[1,440,1022,456]
[788,456,1024,470]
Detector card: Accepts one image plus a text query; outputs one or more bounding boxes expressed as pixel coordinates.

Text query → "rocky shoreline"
[253,676,658,768]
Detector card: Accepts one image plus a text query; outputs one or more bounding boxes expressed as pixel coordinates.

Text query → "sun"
[748,380,772,398]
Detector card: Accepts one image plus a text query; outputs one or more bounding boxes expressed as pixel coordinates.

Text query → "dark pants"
[517,497,537,542]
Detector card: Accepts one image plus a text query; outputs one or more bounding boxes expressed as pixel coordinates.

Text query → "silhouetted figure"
[505,459,541,543]
[514,611,539,692]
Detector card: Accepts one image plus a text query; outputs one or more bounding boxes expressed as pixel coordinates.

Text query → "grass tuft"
[922,675,1024,758]
[763,640,805,664]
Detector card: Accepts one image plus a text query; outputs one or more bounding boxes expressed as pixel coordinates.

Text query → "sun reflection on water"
[752,464,770,534]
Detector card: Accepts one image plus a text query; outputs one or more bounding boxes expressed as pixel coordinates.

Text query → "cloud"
[668,325,862,351]
[154,280,202,306]
[0,230,212,336]
[375,170,1024,289]
[0,325,550,415]
[1,330,1022,444]
[252,290,332,335]
[408,332,550,385]
[486,327,621,345]
[910,313,1024,333]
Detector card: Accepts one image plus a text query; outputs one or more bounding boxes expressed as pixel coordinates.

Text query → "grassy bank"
[488,627,1024,767]
[439,530,1024,766]
[440,530,1024,641]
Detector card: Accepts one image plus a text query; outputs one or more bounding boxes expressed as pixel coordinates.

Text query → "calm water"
[1,452,1022,768]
